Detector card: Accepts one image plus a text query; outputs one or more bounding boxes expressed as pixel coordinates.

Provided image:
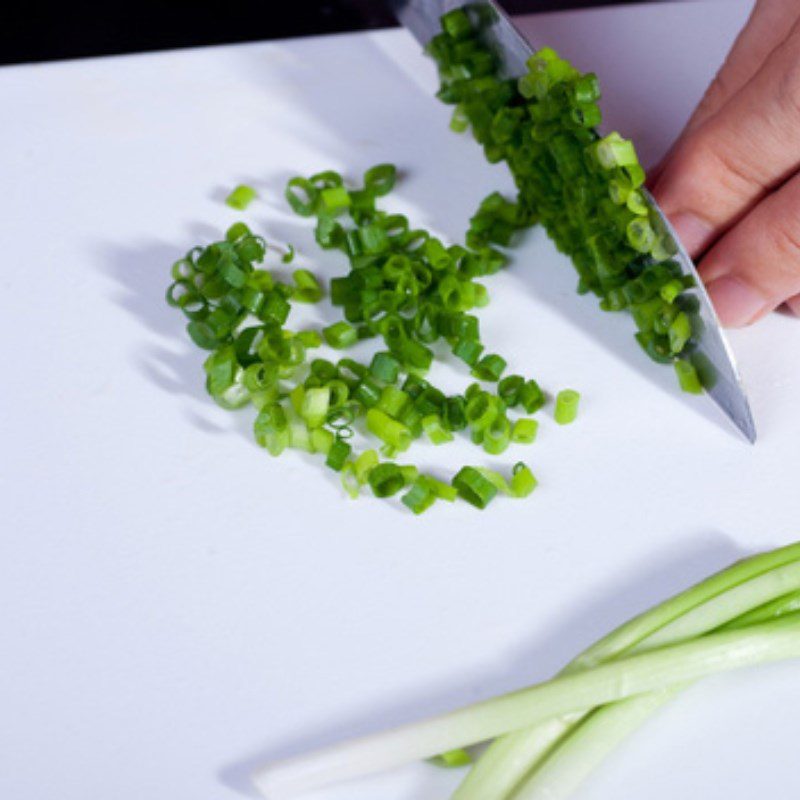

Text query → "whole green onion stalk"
[252,542,800,799]
[458,546,800,799]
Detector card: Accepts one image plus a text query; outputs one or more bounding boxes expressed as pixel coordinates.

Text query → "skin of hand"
[650,0,800,326]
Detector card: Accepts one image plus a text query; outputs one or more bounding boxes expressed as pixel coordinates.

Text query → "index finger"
[685,0,800,133]
[652,18,800,256]
[649,0,799,184]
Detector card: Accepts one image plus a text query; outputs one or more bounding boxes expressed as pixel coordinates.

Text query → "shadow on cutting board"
[94,227,377,498]
[96,212,341,423]
[220,531,744,798]
[96,231,223,408]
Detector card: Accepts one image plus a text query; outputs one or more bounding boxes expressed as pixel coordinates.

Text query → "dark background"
[1,1,656,66]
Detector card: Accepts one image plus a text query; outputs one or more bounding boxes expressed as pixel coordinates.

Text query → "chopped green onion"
[430,748,472,768]
[476,467,511,495]
[354,377,381,408]
[376,386,411,419]
[293,269,323,303]
[453,338,485,367]
[225,221,251,242]
[497,374,524,407]
[660,278,684,304]
[450,105,469,133]
[171,156,569,515]
[325,438,352,472]
[309,170,343,189]
[465,392,499,432]
[596,132,638,169]
[482,414,511,455]
[323,321,358,349]
[441,7,472,39]
[452,466,498,509]
[287,411,314,453]
[354,449,379,484]
[253,404,290,456]
[674,359,703,394]
[311,358,338,382]
[297,329,322,349]
[285,177,319,216]
[310,427,334,455]
[301,386,331,428]
[340,462,360,498]
[510,462,538,497]
[370,351,401,383]
[366,408,412,453]
[512,418,538,444]
[519,380,545,414]
[668,311,692,354]
[320,186,351,215]
[364,163,397,197]
[422,415,454,445]
[425,19,702,389]
[368,463,406,497]
[399,464,419,485]
[225,184,258,210]
[423,475,459,502]
[554,389,580,425]
[402,477,437,515]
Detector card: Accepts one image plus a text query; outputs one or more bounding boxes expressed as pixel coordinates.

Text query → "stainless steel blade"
[388,0,531,77]
[388,0,756,442]
[644,188,756,442]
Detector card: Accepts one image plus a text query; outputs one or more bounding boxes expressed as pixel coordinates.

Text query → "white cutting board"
[3,2,800,799]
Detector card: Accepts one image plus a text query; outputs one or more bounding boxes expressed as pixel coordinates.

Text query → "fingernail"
[669,212,715,257]
[705,276,767,327]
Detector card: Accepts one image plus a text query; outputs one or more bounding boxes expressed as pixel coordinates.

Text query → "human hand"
[651,0,800,326]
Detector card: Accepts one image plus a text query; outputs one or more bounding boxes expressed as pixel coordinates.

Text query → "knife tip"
[736,406,758,445]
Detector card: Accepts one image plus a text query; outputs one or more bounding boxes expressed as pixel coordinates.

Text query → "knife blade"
[388,0,756,443]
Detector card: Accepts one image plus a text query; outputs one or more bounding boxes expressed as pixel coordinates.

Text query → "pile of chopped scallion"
[166,7,715,513]
[167,163,577,513]
[429,8,705,391]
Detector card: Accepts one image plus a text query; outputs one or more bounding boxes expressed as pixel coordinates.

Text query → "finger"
[652,19,800,257]
[786,295,800,316]
[699,170,800,327]
[685,0,800,133]
[649,0,800,185]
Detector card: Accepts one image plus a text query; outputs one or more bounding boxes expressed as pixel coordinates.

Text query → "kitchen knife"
[388,0,756,442]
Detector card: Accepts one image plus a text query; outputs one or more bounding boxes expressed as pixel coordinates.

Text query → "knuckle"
[703,137,764,199]
[774,29,800,119]
[768,217,800,265]
[697,71,731,117]
[673,134,763,210]
[776,59,800,121]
